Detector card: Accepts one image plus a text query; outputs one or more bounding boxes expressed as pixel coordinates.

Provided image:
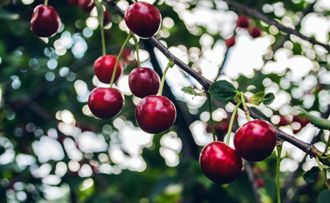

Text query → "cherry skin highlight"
[93,55,122,84]
[124,2,161,38]
[200,141,242,184]
[88,87,124,119]
[135,96,176,134]
[234,119,276,161]
[30,5,61,38]
[128,67,160,98]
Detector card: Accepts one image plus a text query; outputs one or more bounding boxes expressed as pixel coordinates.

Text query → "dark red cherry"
[135,96,176,134]
[88,87,124,119]
[93,55,122,84]
[30,5,61,38]
[236,15,249,28]
[293,115,309,128]
[78,0,95,12]
[249,27,262,38]
[200,141,242,184]
[68,0,79,6]
[278,115,291,126]
[124,2,161,38]
[103,10,111,26]
[234,120,276,161]
[128,67,160,98]
[205,120,229,141]
[225,37,236,48]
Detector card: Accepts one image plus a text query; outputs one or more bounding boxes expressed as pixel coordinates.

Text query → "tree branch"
[245,162,262,203]
[222,0,330,51]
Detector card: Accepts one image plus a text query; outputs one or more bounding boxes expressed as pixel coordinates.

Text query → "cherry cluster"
[225,15,263,48]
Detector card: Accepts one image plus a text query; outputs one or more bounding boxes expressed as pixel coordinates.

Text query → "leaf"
[248,92,265,105]
[263,93,275,105]
[208,80,238,104]
[299,108,330,130]
[303,166,320,184]
[181,86,204,96]
[318,190,330,203]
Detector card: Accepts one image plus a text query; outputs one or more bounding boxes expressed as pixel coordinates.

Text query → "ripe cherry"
[200,141,242,184]
[88,87,124,119]
[93,55,122,84]
[128,67,160,98]
[103,10,111,26]
[225,37,236,48]
[278,115,291,126]
[124,2,161,38]
[234,120,276,162]
[78,0,94,12]
[68,0,79,6]
[249,27,262,38]
[30,5,61,38]
[206,120,229,141]
[293,115,309,128]
[236,16,249,28]
[135,96,176,134]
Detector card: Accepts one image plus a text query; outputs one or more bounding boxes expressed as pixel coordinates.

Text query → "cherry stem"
[157,59,174,96]
[276,144,282,203]
[207,93,216,142]
[44,0,48,6]
[98,7,106,56]
[132,34,141,66]
[240,93,251,121]
[225,102,241,145]
[110,32,132,86]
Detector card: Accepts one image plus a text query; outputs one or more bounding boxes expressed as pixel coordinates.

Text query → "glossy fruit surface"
[225,37,236,48]
[200,141,242,184]
[78,0,94,12]
[31,5,61,37]
[124,2,161,38]
[93,55,122,84]
[135,96,176,133]
[234,119,276,161]
[88,87,124,119]
[236,16,249,28]
[249,27,262,38]
[128,67,160,98]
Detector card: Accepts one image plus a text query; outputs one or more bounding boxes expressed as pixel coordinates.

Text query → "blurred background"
[0,0,330,202]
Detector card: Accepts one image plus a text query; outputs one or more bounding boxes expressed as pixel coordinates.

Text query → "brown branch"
[245,162,262,203]
[222,0,330,51]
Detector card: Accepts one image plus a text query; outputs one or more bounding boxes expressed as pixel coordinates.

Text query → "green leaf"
[208,80,238,104]
[299,108,330,130]
[263,93,275,105]
[181,86,205,96]
[0,9,19,20]
[318,190,330,203]
[303,166,320,184]
[248,92,265,105]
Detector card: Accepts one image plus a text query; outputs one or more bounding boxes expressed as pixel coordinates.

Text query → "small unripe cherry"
[200,141,242,184]
[93,55,122,84]
[234,120,276,162]
[30,5,61,38]
[249,27,262,38]
[124,2,161,38]
[128,67,160,98]
[225,37,236,48]
[236,16,249,28]
[88,87,124,119]
[135,96,176,134]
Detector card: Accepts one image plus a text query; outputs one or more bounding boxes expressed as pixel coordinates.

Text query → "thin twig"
[245,162,262,203]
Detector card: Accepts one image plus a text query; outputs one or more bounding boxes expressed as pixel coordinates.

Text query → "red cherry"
[200,141,242,184]
[278,115,291,126]
[249,27,262,38]
[135,96,176,134]
[103,10,111,26]
[124,2,161,38]
[236,16,249,28]
[255,178,265,188]
[293,115,309,127]
[234,120,276,161]
[88,87,124,119]
[225,37,236,48]
[128,67,160,98]
[68,0,79,6]
[30,5,61,38]
[93,55,122,84]
[205,120,229,141]
[78,0,95,12]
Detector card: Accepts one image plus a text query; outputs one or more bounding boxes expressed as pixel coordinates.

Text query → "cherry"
[103,10,111,26]
[225,37,236,48]
[200,141,242,184]
[278,115,291,126]
[78,0,94,12]
[249,27,262,38]
[88,87,124,119]
[293,115,309,128]
[135,96,176,134]
[68,0,79,6]
[206,120,229,141]
[128,67,160,98]
[255,178,265,188]
[30,5,61,38]
[124,2,161,38]
[236,16,249,28]
[93,55,122,84]
[234,119,276,162]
